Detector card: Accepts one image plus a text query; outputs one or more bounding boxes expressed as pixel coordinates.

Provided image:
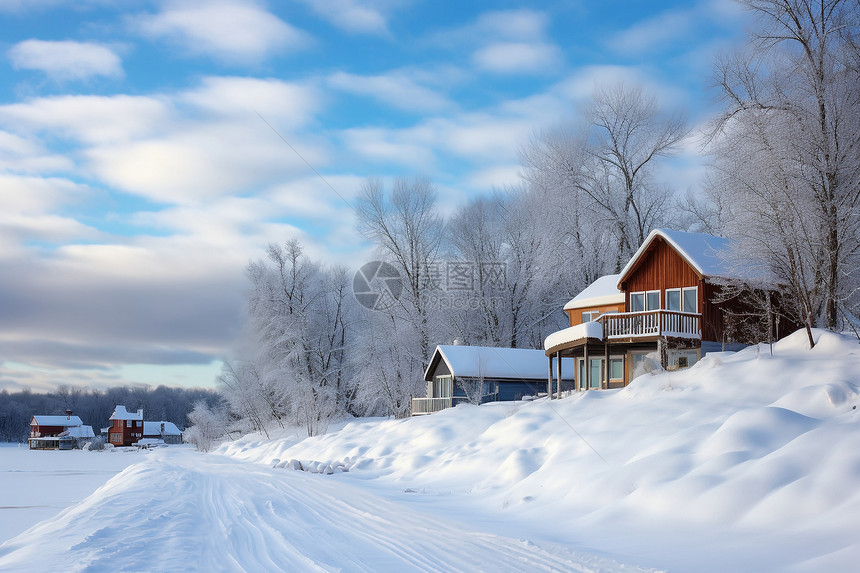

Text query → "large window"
[630,291,660,312]
[433,375,452,398]
[667,287,698,313]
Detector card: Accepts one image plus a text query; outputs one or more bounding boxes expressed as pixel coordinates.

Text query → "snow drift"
[2,329,859,572]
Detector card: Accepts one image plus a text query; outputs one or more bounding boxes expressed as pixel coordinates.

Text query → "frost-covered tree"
[710,0,860,332]
[185,400,229,452]
[225,239,357,435]
[521,84,688,273]
[354,178,444,417]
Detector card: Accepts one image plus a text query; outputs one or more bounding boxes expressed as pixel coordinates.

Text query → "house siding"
[620,237,701,305]
[568,302,626,327]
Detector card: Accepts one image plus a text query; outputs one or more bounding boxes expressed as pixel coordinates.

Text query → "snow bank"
[219,329,860,572]
[4,329,860,572]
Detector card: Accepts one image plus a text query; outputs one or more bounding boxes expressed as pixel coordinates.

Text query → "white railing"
[599,310,701,340]
[411,397,452,415]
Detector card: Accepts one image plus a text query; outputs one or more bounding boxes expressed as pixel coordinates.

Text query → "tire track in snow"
[0,450,653,572]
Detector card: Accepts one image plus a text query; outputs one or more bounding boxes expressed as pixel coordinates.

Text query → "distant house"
[544,229,797,392]
[29,410,95,450]
[108,405,144,446]
[142,421,182,445]
[413,345,574,415]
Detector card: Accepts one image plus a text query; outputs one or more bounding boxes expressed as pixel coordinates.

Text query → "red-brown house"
[544,229,792,392]
[108,405,144,446]
[29,410,95,450]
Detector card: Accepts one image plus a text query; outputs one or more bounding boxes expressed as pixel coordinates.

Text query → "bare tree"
[711,0,860,332]
[355,177,444,417]
[521,84,688,273]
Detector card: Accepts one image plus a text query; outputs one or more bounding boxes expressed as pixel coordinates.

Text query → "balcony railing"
[411,393,500,415]
[411,397,452,415]
[598,310,701,340]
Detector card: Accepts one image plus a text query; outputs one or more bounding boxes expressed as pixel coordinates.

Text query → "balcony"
[598,309,701,340]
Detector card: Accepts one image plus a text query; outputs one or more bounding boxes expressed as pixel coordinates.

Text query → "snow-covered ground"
[2,329,860,572]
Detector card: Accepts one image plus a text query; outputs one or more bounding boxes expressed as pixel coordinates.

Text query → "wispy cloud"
[134,0,311,64]
[8,40,123,81]
[328,70,453,113]
[472,42,562,75]
[434,9,564,76]
[295,0,395,36]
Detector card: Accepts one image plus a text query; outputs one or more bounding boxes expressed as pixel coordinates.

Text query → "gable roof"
[425,345,572,382]
[618,229,734,286]
[109,405,143,421]
[31,415,83,427]
[563,274,624,311]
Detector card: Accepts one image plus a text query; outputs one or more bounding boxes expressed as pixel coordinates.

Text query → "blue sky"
[0,0,751,392]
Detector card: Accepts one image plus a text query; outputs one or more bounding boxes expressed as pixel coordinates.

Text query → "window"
[646,290,660,310]
[582,310,600,322]
[125,420,130,428]
[682,287,697,313]
[631,291,660,311]
[577,356,625,388]
[667,287,697,313]
[434,375,452,398]
[666,288,681,311]
[610,357,624,380]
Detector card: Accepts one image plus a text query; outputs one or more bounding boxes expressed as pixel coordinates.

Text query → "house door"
[433,375,452,398]
[577,358,604,389]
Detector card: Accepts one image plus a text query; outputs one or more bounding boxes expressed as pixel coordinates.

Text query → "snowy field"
[2,329,860,572]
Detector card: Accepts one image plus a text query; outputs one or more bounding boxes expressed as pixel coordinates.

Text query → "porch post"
[604,341,610,390]
[547,355,553,398]
[583,344,589,391]
[555,351,563,399]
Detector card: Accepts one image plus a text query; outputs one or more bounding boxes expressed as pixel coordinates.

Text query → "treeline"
[0,385,221,442]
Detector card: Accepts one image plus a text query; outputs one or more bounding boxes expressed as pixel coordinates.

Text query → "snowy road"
[0,449,645,572]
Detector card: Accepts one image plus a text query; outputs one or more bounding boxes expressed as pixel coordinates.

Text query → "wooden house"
[544,229,793,392]
[29,411,95,450]
[108,405,144,446]
[414,345,574,415]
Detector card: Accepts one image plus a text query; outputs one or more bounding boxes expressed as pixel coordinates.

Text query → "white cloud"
[328,71,452,113]
[180,76,321,128]
[472,42,562,74]
[8,39,122,81]
[609,10,697,55]
[296,0,392,36]
[473,9,548,40]
[135,0,310,64]
[466,164,522,191]
[0,94,171,144]
[340,126,437,169]
[434,9,564,76]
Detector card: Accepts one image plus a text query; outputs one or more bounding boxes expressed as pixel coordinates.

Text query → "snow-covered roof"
[563,274,624,311]
[62,425,95,439]
[143,421,181,436]
[109,405,143,421]
[544,322,604,353]
[618,229,734,284]
[31,415,83,427]
[425,345,572,381]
